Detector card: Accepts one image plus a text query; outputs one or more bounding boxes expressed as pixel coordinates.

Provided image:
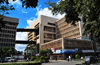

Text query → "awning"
[56,49,76,53]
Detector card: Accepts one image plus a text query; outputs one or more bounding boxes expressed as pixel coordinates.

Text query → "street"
[42,60,83,65]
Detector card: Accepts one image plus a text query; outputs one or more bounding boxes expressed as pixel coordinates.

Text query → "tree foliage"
[40,49,53,57]
[48,0,100,43]
[25,44,36,56]
[0,47,22,59]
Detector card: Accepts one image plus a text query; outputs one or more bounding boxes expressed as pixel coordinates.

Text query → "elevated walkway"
[17,28,38,32]
[15,40,36,44]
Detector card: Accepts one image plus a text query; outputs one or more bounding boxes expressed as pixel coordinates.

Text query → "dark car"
[85,56,98,64]
[0,59,7,63]
[89,56,98,63]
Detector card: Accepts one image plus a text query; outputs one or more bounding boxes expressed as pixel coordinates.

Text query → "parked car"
[0,59,3,62]
[7,58,16,62]
[85,56,97,64]
[0,59,7,63]
[5,57,16,62]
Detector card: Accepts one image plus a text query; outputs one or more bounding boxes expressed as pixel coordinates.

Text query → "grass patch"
[0,61,41,65]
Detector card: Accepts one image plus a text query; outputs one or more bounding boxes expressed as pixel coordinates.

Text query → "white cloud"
[26,7,65,28]
[57,0,65,4]
[9,0,21,5]
[36,7,65,19]
[16,32,28,40]
[22,10,28,14]
[16,32,27,51]
[27,18,36,26]
[15,44,27,51]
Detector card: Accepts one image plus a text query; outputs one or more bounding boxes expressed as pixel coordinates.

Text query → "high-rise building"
[28,15,95,56]
[28,15,57,45]
[28,15,100,60]
[56,17,89,40]
[28,15,90,44]
[0,16,19,49]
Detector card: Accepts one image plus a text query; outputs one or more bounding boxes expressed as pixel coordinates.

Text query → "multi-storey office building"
[0,16,18,49]
[28,15,94,59]
[56,17,88,40]
[55,17,100,51]
[28,15,57,45]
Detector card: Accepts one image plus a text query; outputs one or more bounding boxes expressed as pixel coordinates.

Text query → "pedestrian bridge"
[15,40,36,44]
[17,28,38,32]
[16,28,37,44]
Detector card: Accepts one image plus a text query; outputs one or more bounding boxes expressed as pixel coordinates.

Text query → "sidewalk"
[42,60,83,65]
[91,63,100,65]
[49,60,66,62]
[49,60,83,64]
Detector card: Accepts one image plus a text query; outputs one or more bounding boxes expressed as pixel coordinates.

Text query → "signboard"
[56,49,76,53]
[51,48,55,53]
[36,53,39,56]
[82,50,94,53]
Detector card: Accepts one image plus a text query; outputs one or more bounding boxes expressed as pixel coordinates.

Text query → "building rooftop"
[0,16,19,24]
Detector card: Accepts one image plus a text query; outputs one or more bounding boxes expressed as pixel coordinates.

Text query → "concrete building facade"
[0,16,18,49]
[41,38,93,51]
[56,17,88,40]
[28,15,57,45]
[28,15,94,55]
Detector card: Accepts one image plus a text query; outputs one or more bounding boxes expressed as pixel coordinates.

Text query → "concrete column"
[62,38,64,50]
[79,21,83,39]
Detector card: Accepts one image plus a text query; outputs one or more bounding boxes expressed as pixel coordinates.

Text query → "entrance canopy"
[56,49,76,53]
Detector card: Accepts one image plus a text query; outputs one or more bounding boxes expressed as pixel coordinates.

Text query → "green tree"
[48,0,100,43]
[40,49,53,57]
[25,44,36,56]
[0,47,18,59]
[17,51,23,55]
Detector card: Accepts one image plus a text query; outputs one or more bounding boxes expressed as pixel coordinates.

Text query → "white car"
[5,57,16,62]
[8,59,16,62]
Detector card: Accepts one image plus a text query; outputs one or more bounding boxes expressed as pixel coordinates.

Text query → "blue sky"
[5,0,65,52]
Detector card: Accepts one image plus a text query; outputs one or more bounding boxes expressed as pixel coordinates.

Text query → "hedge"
[0,61,41,65]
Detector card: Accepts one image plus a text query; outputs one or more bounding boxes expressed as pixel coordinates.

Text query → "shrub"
[40,50,47,56]
[30,56,35,61]
[39,56,49,63]
[36,56,40,59]
[39,59,45,63]
[40,56,45,59]
[44,56,49,62]
[75,54,80,59]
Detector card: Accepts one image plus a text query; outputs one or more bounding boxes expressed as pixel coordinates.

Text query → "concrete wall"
[41,38,62,51]
[40,15,58,44]
[56,17,81,39]
[63,38,93,50]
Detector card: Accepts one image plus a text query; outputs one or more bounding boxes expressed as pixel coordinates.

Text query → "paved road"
[42,60,83,65]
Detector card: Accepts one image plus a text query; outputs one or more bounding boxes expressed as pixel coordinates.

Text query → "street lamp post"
[91,40,97,56]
